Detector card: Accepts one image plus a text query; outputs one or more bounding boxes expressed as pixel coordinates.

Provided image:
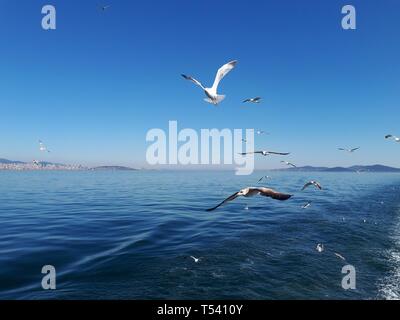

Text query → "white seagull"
[190,256,201,263]
[281,161,297,168]
[338,147,360,153]
[385,134,400,142]
[243,97,262,104]
[239,150,290,157]
[302,201,312,209]
[99,4,111,11]
[182,60,237,105]
[316,244,324,253]
[301,181,322,191]
[206,187,292,212]
[39,140,50,153]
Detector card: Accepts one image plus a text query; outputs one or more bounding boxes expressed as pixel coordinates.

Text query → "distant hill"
[0,158,26,164]
[274,165,400,173]
[91,166,137,171]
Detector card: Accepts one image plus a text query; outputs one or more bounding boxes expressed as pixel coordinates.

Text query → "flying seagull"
[32,160,40,166]
[99,4,111,11]
[281,161,297,168]
[190,256,201,263]
[256,130,268,135]
[302,201,312,209]
[301,181,322,191]
[182,60,237,105]
[338,147,360,153]
[385,134,400,142]
[206,187,292,212]
[334,253,346,261]
[239,151,290,157]
[39,140,50,153]
[258,175,271,182]
[243,97,262,104]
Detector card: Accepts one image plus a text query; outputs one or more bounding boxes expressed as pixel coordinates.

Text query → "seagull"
[281,161,297,168]
[316,244,324,253]
[385,134,400,142]
[206,187,292,212]
[334,253,346,261]
[242,139,247,143]
[190,256,201,263]
[302,201,312,209]
[258,175,271,182]
[338,147,360,153]
[99,4,111,11]
[182,60,237,105]
[39,140,50,153]
[256,130,267,135]
[239,151,290,157]
[32,160,40,166]
[301,181,322,191]
[243,97,262,104]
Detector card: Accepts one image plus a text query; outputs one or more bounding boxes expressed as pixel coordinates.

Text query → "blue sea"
[0,170,399,300]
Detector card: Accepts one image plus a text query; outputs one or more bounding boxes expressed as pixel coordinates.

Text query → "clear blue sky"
[0,0,399,169]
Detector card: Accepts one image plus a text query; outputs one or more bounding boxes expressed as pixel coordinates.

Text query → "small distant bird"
[99,4,111,11]
[39,140,50,153]
[316,244,324,253]
[338,147,360,153]
[258,175,271,182]
[281,161,297,168]
[243,97,262,104]
[239,150,290,157]
[32,160,40,166]
[242,139,247,143]
[190,256,201,263]
[334,253,346,261]
[182,60,237,105]
[256,130,267,135]
[302,201,312,209]
[302,181,322,191]
[206,187,292,212]
[385,134,400,142]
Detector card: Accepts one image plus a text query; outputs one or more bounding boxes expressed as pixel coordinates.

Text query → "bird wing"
[253,97,261,102]
[238,152,255,155]
[267,151,290,156]
[211,60,237,91]
[254,188,292,201]
[288,163,297,168]
[206,191,240,212]
[313,181,322,189]
[181,74,205,90]
[385,135,393,139]
[338,148,345,151]
[351,147,360,152]
[243,99,251,103]
[301,182,312,191]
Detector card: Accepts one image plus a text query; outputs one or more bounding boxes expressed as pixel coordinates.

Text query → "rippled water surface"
[0,170,399,299]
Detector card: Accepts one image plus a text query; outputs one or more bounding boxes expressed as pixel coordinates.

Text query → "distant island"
[0,158,138,171]
[274,165,400,173]
[91,166,137,171]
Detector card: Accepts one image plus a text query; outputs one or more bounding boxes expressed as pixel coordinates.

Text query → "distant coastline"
[0,158,137,171]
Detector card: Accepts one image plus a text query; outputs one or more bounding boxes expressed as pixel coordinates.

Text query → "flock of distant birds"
[180,59,399,262]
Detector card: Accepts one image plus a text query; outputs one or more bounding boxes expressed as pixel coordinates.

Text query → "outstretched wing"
[268,151,291,156]
[206,191,240,212]
[301,182,312,191]
[243,99,251,103]
[338,148,346,151]
[211,60,237,91]
[351,147,360,152]
[255,188,292,201]
[181,74,205,90]
[385,135,393,139]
